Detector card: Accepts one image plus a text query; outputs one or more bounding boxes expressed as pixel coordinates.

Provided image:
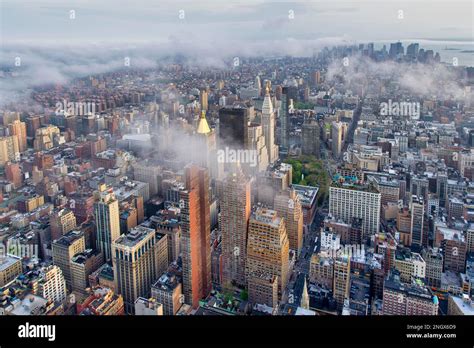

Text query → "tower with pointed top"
[196,111,219,179]
[262,87,279,164]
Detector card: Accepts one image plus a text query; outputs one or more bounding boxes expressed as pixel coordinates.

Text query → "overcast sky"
[1,0,472,45]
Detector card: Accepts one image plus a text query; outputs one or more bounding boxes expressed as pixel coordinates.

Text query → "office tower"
[50,208,77,241]
[382,271,438,315]
[257,162,293,206]
[134,297,163,315]
[422,248,443,288]
[406,43,419,58]
[8,120,27,153]
[437,229,467,273]
[0,135,19,166]
[70,193,95,224]
[5,162,22,188]
[331,121,347,158]
[333,255,351,311]
[37,265,68,304]
[33,125,61,151]
[302,119,320,158]
[151,272,183,315]
[220,166,251,288]
[180,165,212,308]
[274,189,304,256]
[200,90,208,111]
[247,123,269,173]
[248,273,279,308]
[309,252,334,288]
[261,87,279,164]
[246,208,289,299]
[218,105,249,151]
[329,184,381,237]
[196,111,218,179]
[149,210,181,264]
[133,161,162,196]
[410,195,424,247]
[280,86,297,150]
[70,249,104,295]
[389,42,404,58]
[112,226,168,314]
[0,255,22,287]
[52,230,85,288]
[94,184,120,261]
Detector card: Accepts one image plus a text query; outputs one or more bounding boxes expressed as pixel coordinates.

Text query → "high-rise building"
[329,183,381,237]
[261,87,279,164]
[151,272,183,315]
[36,265,68,304]
[133,161,162,197]
[0,255,22,287]
[112,226,168,314]
[331,121,347,158]
[8,120,27,152]
[196,111,219,179]
[422,248,443,288]
[52,230,85,288]
[302,119,320,158]
[0,135,19,166]
[50,208,77,241]
[333,255,351,311]
[246,208,289,299]
[70,249,104,295]
[382,271,438,315]
[220,166,251,288]
[280,86,297,150]
[274,189,304,256]
[218,105,249,151]
[94,184,120,261]
[180,165,212,308]
[247,122,269,174]
[5,162,22,188]
[410,195,425,247]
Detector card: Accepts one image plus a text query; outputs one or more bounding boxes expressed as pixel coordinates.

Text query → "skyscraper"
[331,121,347,158]
[8,120,27,153]
[280,86,297,150]
[274,189,304,256]
[180,165,212,308]
[52,230,85,288]
[218,105,249,151]
[302,119,320,157]
[94,184,120,261]
[246,208,289,299]
[333,255,351,311]
[112,226,168,313]
[410,195,424,247]
[262,87,279,164]
[196,110,219,179]
[329,183,381,237]
[220,165,251,288]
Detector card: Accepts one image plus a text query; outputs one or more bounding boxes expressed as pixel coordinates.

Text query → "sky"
[1,0,472,45]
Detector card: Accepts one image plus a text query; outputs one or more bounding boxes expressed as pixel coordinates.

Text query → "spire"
[197,110,211,134]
